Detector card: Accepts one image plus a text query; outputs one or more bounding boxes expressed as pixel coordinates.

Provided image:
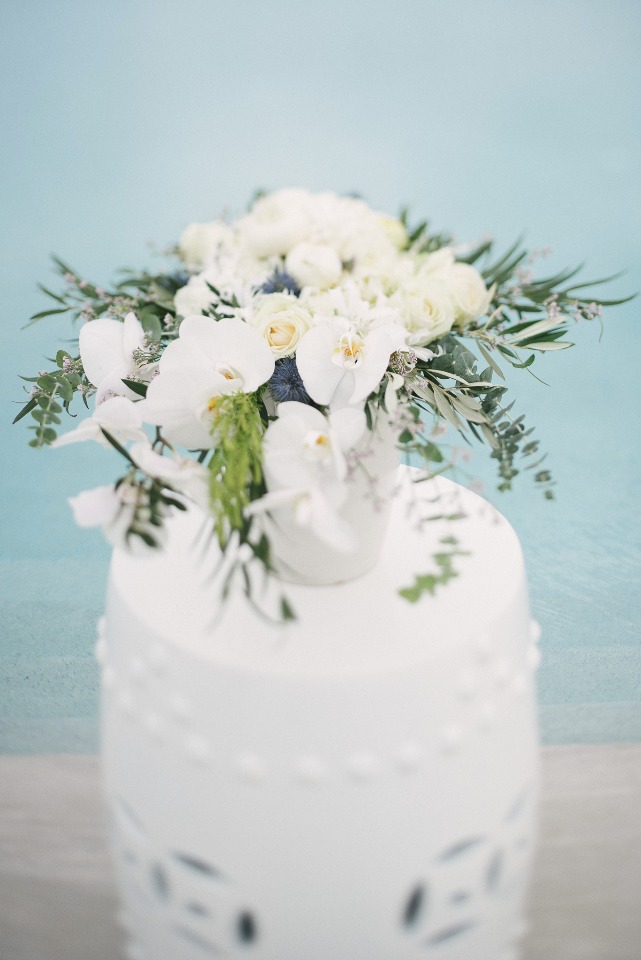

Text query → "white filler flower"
[141,315,274,449]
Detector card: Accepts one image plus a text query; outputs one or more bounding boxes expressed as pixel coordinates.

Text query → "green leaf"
[138,311,162,341]
[23,306,71,328]
[38,284,67,305]
[56,349,73,367]
[561,270,625,293]
[432,385,464,430]
[100,428,137,466]
[511,353,536,369]
[12,397,39,424]
[280,596,297,621]
[121,378,148,398]
[476,341,505,380]
[56,378,74,403]
[526,341,574,351]
[456,239,493,265]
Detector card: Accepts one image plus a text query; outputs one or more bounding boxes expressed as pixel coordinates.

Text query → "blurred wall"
[1,0,640,750]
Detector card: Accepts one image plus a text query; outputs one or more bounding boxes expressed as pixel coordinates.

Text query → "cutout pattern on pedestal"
[111,797,260,957]
[399,784,534,953]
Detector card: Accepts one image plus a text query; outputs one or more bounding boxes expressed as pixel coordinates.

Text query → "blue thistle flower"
[158,271,190,291]
[257,269,301,297]
[268,357,315,405]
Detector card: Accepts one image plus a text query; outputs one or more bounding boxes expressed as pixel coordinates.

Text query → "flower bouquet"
[15,188,628,617]
[15,190,631,960]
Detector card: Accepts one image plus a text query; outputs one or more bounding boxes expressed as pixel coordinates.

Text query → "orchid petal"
[122,312,146,358]
[79,318,128,388]
[68,485,121,528]
[295,320,347,404]
[349,324,407,403]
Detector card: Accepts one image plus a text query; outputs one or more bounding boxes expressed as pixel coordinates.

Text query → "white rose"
[379,215,408,250]
[252,293,313,358]
[238,189,312,258]
[285,242,343,289]
[173,276,214,318]
[178,220,232,270]
[393,276,456,346]
[446,263,493,324]
[418,248,456,278]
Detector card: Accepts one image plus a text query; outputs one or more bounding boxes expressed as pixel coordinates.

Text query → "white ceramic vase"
[99,469,540,960]
[266,415,401,585]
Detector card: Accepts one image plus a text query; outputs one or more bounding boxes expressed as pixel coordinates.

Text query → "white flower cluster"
[176,188,492,348]
[58,189,493,553]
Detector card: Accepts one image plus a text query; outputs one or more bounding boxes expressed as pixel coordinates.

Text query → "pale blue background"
[1,0,639,752]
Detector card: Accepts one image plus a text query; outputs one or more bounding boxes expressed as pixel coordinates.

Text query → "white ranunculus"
[79,312,152,405]
[446,262,493,324]
[296,316,407,406]
[178,220,233,270]
[130,441,210,511]
[173,276,215,318]
[251,293,312,358]
[237,188,312,258]
[304,193,398,263]
[140,316,275,449]
[285,242,343,289]
[52,396,146,448]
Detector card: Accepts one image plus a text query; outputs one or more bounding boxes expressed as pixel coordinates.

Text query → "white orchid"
[141,315,274,449]
[247,402,365,551]
[130,441,210,512]
[79,311,153,405]
[296,316,407,406]
[68,480,170,553]
[67,483,141,550]
[51,396,146,448]
[68,485,122,530]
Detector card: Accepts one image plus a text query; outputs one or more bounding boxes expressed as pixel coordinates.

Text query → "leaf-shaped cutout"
[438,837,485,861]
[486,850,503,892]
[426,920,477,945]
[173,924,222,954]
[149,862,171,902]
[505,785,530,822]
[172,852,225,880]
[402,883,427,928]
[237,910,258,943]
